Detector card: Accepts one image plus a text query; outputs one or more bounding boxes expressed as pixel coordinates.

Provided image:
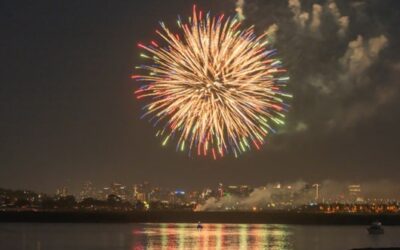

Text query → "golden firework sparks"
[133,6,292,159]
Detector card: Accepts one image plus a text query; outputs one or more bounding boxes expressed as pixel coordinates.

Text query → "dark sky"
[1,0,399,194]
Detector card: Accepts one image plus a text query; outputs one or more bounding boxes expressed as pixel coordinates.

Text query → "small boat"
[197,221,203,230]
[367,221,384,235]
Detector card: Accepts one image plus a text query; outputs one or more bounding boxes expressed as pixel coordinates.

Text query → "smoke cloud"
[310,4,322,32]
[265,23,279,44]
[340,35,388,79]
[235,0,246,21]
[198,181,309,211]
[234,0,398,133]
[327,0,349,37]
[288,0,309,28]
[197,180,400,211]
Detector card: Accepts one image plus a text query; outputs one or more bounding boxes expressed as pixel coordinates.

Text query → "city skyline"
[8,179,400,202]
[2,179,400,214]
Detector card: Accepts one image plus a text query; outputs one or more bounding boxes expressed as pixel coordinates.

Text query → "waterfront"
[1,223,400,250]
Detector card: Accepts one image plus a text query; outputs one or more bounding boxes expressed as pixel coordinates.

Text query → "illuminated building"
[110,182,128,201]
[226,185,239,196]
[79,181,95,201]
[102,187,111,200]
[312,184,320,201]
[348,184,363,202]
[171,190,186,204]
[348,184,361,195]
[56,187,68,197]
[240,185,252,196]
[133,181,151,202]
[136,192,146,202]
[200,188,214,201]
[218,183,224,199]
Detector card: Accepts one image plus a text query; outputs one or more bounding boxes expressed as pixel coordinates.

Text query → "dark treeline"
[1,211,400,225]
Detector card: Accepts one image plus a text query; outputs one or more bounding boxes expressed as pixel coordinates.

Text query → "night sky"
[1,0,399,193]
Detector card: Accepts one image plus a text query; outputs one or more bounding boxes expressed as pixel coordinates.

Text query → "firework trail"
[133,6,291,159]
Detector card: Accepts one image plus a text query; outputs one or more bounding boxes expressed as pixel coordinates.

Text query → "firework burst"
[133,6,292,159]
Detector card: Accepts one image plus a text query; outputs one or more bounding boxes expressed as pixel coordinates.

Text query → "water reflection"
[1,223,400,250]
[131,223,292,250]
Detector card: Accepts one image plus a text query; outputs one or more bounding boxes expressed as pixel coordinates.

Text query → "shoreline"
[1,211,400,225]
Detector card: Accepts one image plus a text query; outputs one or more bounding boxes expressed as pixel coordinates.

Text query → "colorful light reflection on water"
[1,223,400,249]
[131,223,290,250]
